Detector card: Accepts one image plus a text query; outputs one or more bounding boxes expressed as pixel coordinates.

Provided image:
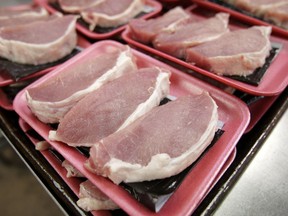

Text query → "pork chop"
[81,0,145,30]
[85,92,218,184]
[185,26,272,76]
[234,0,288,16]
[0,5,48,19]
[152,13,230,59]
[263,2,288,29]
[128,6,191,44]
[49,67,170,147]
[77,180,118,211]
[0,15,77,65]
[26,46,137,123]
[0,14,55,28]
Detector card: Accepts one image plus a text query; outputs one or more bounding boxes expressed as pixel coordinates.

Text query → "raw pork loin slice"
[0,5,48,19]
[81,0,145,30]
[263,3,288,29]
[0,15,77,65]
[233,0,288,16]
[49,67,170,147]
[230,0,288,29]
[152,13,230,59]
[128,6,190,44]
[0,14,56,28]
[58,0,103,13]
[26,46,137,124]
[77,180,118,211]
[186,26,272,76]
[85,92,218,184]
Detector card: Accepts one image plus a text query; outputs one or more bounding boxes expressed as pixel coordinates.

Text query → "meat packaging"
[0,15,78,65]
[49,67,171,147]
[14,40,250,215]
[185,26,272,76]
[153,12,230,59]
[26,45,137,123]
[81,0,145,30]
[85,92,218,184]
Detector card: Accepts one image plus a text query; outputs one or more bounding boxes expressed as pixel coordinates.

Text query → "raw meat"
[81,0,145,30]
[0,15,77,65]
[58,0,104,13]
[128,6,191,44]
[0,5,48,19]
[152,13,230,59]
[49,67,170,147]
[263,3,288,29]
[0,14,56,28]
[185,26,272,76]
[62,160,85,178]
[85,92,218,184]
[26,46,137,124]
[77,180,118,211]
[230,0,288,29]
[233,0,288,16]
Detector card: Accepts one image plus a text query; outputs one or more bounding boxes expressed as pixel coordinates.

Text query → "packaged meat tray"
[192,0,288,38]
[13,40,250,216]
[35,0,162,39]
[122,4,288,96]
[18,117,236,215]
[0,35,91,111]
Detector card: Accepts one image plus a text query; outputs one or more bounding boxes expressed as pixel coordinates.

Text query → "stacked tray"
[1,0,287,215]
[13,40,249,215]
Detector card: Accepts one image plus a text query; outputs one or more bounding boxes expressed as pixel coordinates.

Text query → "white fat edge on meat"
[60,0,106,13]
[81,0,145,30]
[35,140,50,151]
[0,6,49,20]
[0,15,78,65]
[104,93,219,184]
[254,1,288,14]
[182,13,230,46]
[62,160,85,178]
[77,180,119,211]
[27,46,137,124]
[77,197,119,211]
[208,26,272,76]
[116,68,171,132]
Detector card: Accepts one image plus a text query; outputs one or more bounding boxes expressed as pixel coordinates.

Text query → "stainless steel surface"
[214,109,288,216]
